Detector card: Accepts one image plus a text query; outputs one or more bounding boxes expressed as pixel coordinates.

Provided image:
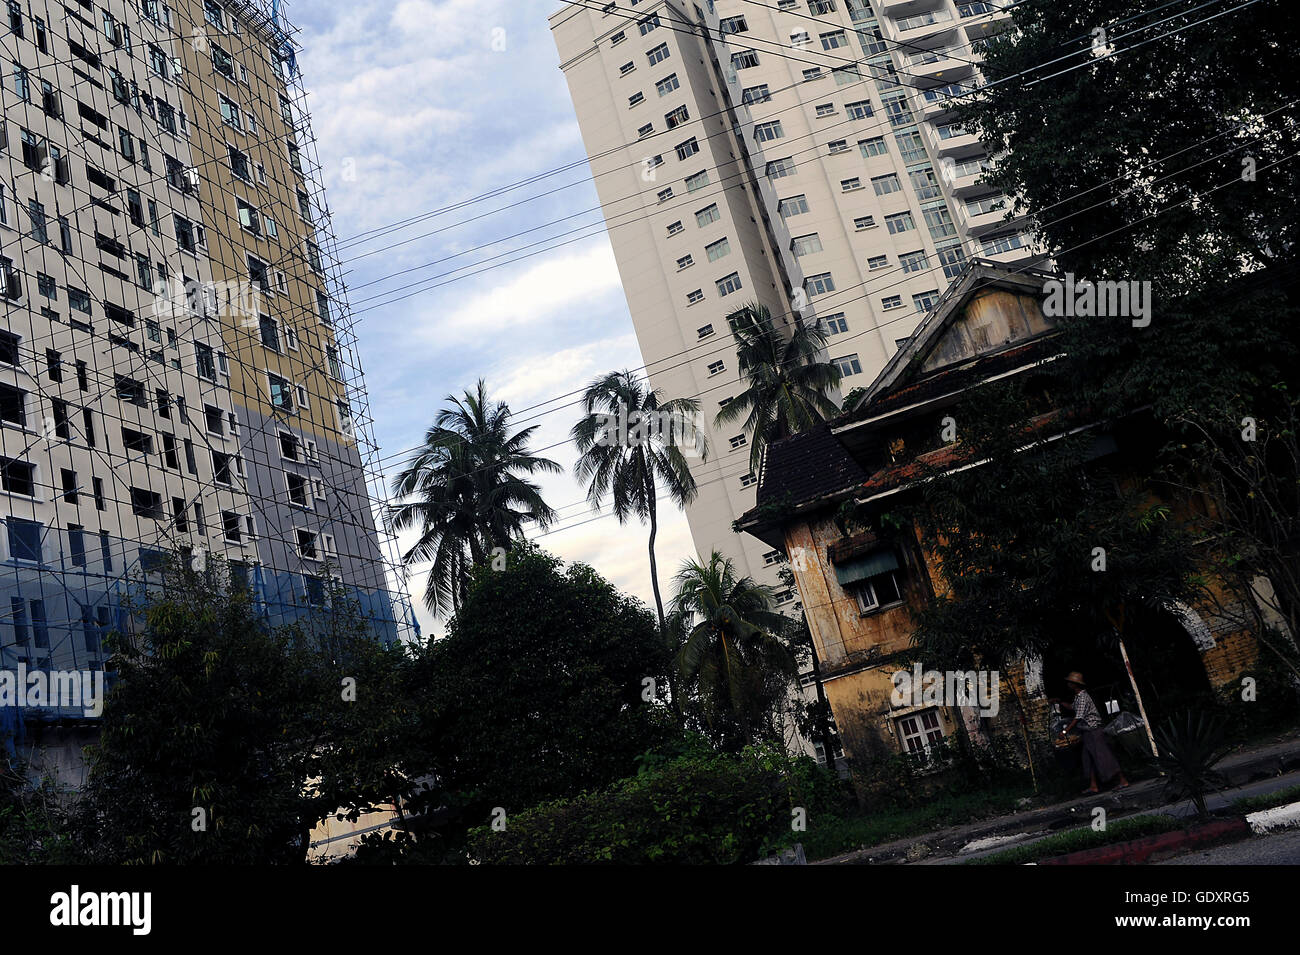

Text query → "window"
[881,295,903,310]
[707,360,725,376]
[741,473,757,488]
[610,30,625,45]
[1,458,35,497]
[854,215,877,231]
[0,383,23,426]
[59,469,78,504]
[196,343,217,381]
[791,234,822,256]
[685,170,709,192]
[647,43,670,66]
[802,67,823,81]
[833,354,863,377]
[637,13,660,35]
[809,0,837,13]
[687,289,704,305]
[897,709,946,755]
[859,137,888,159]
[821,30,848,50]
[656,74,679,96]
[675,138,699,160]
[637,122,653,138]
[845,99,874,120]
[911,167,944,201]
[731,50,758,70]
[237,198,262,235]
[229,145,250,180]
[872,173,901,196]
[720,15,748,33]
[664,105,689,129]
[212,44,234,78]
[131,488,164,520]
[656,187,674,203]
[899,250,929,274]
[828,139,849,154]
[913,289,940,312]
[287,472,310,507]
[923,204,958,238]
[885,211,916,235]
[937,243,967,279]
[628,91,644,107]
[741,85,771,105]
[212,451,234,485]
[697,324,714,339]
[705,237,731,262]
[754,120,783,142]
[268,373,295,412]
[716,272,742,297]
[867,254,888,270]
[676,254,694,270]
[766,157,796,179]
[806,272,835,296]
[619,61,635,76]
[815,103,835,118]
[222,511,243,544]
[822,313,848,335]
[7,516,41,561]
[667,220,684,237]
[729,434,748,450]
[841,177,863,191]
[28,200,47,243]
[778,195,808,217]
[695,204,721,227]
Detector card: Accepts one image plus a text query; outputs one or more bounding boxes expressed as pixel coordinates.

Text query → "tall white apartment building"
[551,0,1038,607]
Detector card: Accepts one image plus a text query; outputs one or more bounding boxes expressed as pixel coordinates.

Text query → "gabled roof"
[850,259,1058,414]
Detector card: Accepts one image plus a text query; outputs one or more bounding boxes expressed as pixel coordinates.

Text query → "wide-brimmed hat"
[1065,671,1087,688]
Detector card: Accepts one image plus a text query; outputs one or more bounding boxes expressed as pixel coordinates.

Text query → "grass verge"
[965,814,1182,865]
[1230,783,1300,815]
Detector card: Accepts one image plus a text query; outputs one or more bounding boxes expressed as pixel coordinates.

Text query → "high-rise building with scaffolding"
[0,0,416,726]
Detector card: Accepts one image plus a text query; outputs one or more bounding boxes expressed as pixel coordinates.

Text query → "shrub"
[467,748,811,865]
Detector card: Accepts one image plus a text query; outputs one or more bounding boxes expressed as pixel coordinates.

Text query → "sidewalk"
[817,730,1300,866]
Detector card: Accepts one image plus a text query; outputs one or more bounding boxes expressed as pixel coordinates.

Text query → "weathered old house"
[737,260,1280,769]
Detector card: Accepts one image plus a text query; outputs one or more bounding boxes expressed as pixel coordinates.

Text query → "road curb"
[1037,818,1250,865]
[1246,800,1300,834]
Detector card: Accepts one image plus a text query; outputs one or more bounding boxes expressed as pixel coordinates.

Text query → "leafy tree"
[571,369,707,711]
[959,0,1300,646]
[715,302,841,474]
[389,379,561,616]
[671,551,799,752]
[75,558,408,864]
[907,381,1202,675]
[403,546,676,824]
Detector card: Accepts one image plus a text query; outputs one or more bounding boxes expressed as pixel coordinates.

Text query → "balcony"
[920,81,970,118]
[963,198,1023,236]
[931,122,982,155]
[903,46,975,84]
[945,157,995,196]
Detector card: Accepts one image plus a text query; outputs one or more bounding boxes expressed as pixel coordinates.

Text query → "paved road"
[1157,827,1300,865]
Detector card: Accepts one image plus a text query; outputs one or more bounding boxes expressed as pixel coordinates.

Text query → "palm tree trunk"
[647,499,682,723]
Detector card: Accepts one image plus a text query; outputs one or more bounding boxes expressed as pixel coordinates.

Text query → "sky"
[289,0,697,637]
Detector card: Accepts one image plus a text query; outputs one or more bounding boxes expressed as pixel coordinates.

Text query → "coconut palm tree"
[572,371,706,710]
[389,379,561,616]
[715,302,842,474]
[671,550,797,750]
